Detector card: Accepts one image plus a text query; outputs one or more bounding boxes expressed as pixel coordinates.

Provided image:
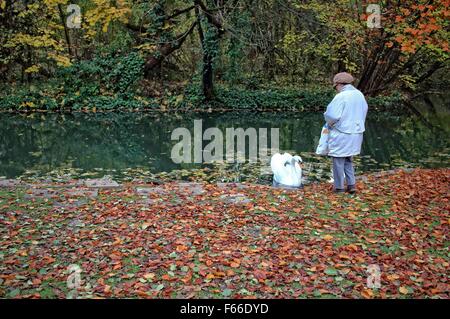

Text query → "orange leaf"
[206,260,213,266]
[141,222,151,230]
[387,274,400,281]
[176,245,188,252]
[399,286,409,294]
[361,289,374,299]
[143,273,156,280]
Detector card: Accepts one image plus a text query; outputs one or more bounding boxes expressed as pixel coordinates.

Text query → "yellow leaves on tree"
[48,53,72,67]
[135,43,158,54]
[6,33,59,49]
[84,0,132,37]
[3,0,73,75]
[24,65,40,74]
[42,0,67,7]
[4,0,133,76]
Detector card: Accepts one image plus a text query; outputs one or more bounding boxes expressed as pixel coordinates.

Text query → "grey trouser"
[332,156,355,190]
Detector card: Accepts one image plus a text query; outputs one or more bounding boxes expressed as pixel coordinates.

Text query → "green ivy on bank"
[0,52,405,113]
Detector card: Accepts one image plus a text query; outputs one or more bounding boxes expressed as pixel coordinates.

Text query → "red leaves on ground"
[0,168,448,298]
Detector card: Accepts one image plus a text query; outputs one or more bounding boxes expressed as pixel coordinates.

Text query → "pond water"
[0,99,449,184]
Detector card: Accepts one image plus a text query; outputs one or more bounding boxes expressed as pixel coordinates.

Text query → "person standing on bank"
[324,72,368,194]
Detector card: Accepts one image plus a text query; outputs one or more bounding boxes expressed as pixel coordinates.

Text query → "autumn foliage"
[1,0,448,98]
[0,168,448,298]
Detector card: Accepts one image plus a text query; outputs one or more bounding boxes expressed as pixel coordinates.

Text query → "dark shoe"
[346,185,356,194]
[334,188,345,193]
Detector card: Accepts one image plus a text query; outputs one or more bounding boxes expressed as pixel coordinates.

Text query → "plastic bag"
[315,124,330,156]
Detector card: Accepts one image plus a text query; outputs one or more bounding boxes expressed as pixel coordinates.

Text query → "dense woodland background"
[0,0,449,111]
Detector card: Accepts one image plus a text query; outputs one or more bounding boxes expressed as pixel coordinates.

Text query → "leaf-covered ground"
[0,168,448,299]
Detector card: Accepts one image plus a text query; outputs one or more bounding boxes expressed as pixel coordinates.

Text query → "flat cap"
[333,72,354,87]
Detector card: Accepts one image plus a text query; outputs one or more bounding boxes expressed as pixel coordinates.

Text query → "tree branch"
[144,21,198,75]
[166,5,195,20]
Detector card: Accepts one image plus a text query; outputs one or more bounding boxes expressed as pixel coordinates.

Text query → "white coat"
[324,84,368,157]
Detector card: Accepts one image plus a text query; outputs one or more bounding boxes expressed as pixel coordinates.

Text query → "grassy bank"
[0,83,405,113]
[0,168,448,298]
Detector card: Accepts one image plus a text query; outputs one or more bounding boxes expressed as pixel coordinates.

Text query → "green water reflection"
[0,107,449,184]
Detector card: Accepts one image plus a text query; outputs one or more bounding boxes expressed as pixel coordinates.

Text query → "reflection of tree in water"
[0,110,448,181]
[364,114,449,169]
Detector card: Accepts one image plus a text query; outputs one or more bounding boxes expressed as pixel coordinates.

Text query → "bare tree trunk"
[195,6,214,101]
[57,4,73,57]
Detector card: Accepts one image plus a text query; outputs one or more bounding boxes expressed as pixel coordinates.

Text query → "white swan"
[270,152,303,187]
